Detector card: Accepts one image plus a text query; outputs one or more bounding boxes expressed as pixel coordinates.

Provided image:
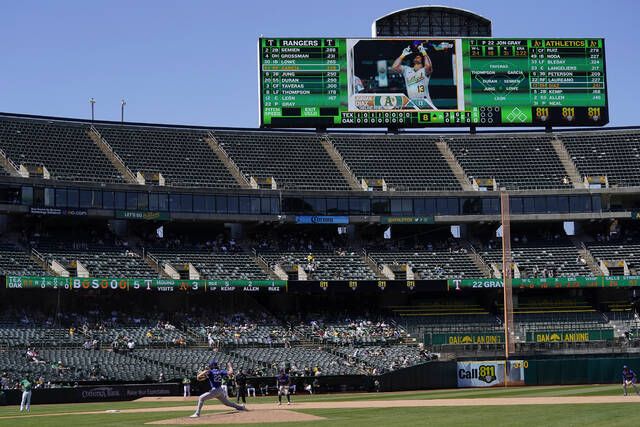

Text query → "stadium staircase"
[205,131,252,188]
[327,346,377,372]
[462,240,493,277]
[30,248,57,276]
[319,135,362,190]
[252,250,282,280]
[185,326,207,345]
[550,137,586,189]
[88,125,137,184]
[435,138,474,191]
[0,147,21,177]
[569,236,603,275]
[362,250,389,280]
[144,253,169,278]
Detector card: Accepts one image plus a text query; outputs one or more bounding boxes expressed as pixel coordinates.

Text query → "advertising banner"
[526,329,614,343]
[447,276,640,290]
[457,360,526,387]
[295,215,349,224]
[5,276,286,292]
[427,332,504,345]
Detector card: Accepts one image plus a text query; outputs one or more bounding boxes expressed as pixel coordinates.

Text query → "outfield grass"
[1,384,639,426]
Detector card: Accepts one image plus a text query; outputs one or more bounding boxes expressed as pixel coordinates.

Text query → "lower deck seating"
[232,347,364,376]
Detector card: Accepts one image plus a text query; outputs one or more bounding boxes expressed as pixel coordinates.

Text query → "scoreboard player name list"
[261,39,341,117]
[469,39,605,112]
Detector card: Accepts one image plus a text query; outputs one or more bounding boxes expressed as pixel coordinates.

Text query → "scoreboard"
[258,37,607,128]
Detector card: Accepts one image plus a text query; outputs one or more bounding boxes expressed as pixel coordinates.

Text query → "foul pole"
[501,191,515,386]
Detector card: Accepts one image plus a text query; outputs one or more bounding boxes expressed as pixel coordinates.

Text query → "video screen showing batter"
[348,39,462,111]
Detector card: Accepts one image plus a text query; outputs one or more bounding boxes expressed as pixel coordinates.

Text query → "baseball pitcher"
[190,360,246,418]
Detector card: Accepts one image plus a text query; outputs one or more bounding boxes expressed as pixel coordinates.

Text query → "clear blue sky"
[1,0,638,127]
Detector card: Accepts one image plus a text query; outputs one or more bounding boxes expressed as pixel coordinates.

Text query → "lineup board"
[259,38,607,128]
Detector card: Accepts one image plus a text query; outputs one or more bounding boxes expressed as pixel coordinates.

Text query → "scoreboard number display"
[258,37,607,128]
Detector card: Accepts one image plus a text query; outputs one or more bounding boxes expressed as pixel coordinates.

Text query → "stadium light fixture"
[121,99,127,123]
[89,98,96,121]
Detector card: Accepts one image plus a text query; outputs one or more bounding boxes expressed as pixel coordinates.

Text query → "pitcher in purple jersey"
[190,360,246,418]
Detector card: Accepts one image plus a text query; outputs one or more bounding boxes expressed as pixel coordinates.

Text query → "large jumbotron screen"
[258,37,607,128]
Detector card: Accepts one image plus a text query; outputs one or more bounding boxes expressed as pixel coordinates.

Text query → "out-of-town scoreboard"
[258,37,607,128]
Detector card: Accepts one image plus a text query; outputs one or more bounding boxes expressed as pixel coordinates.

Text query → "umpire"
[235,370,248,405]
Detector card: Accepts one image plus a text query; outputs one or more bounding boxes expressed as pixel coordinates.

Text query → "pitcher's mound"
[147,409,325,425]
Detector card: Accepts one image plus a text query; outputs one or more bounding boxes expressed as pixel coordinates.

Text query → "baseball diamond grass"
[1,385,640,426]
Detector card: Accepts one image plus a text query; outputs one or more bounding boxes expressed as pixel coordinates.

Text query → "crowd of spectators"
[197,311,299,348]
[251,230,350,253]
[142,228,243,254]
[349,343,437,374]
[306,318,405,345]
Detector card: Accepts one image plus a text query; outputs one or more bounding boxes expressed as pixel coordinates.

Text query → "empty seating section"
[510,297,607,339]
[214,131,349,191]
[515,312,606,327]
[480,242,592,277]
[446,134,570,189]
[561,131,640,187]
[196,325,298,346]
[389,300,500,342]
[0,244,46,276]
[329,134,460,191]
[261,251,377,280]
[233,347,363,375]
[0,327,81,347]
[149,249,267,280]
[1,350,131,383]
[603,304,640,338]
[39,349,181,382]
[394,310,499,335]
[0,350,56,381]
[38,245,157,278]
[87,326,187,347]
[0,116,124,183]
[588,242,640,275]
[96,125,238,188]
[300,321,405,345]
[350,346,431,371]
[2,115,640,192]
[370,250,483,279]
[136,348,248,374]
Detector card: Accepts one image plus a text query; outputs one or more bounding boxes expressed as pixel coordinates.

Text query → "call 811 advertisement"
[457,360,526,387]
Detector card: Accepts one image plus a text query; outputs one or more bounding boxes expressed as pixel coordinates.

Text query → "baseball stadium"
[2,3,640,426]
